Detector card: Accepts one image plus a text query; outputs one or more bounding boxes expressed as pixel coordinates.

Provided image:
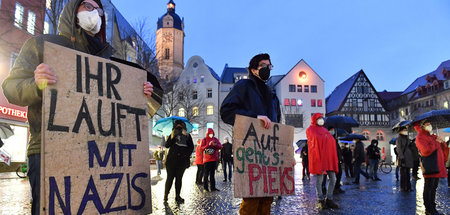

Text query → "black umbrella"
[389,138,397,145]
[324,115,359,132]
[340,133,367,141]
[392,120,411,132]
[409,109,450,129]
[296,139,307,148]
[335,128,349,137]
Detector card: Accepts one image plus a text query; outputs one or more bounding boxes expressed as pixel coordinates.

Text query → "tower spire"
[167,0,175,12]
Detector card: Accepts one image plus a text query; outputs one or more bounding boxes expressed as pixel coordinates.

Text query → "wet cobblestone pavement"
[1,164,449,214]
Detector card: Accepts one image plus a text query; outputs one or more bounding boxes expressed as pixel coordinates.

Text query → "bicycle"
[378,159,392,174]
[16,163,27,178]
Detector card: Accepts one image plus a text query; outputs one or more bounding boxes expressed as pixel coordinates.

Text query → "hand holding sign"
[257,115,271,129]
[34,63,57,89]
[143,82,153,98]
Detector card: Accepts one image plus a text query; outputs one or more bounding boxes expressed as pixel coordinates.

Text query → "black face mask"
[258,67,271,81]
[174,127,183,135]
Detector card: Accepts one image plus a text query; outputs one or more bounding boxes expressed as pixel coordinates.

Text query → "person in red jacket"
[195,139,204,184]
[201,128,222,192]
[306,113,339,210]
[414,120,449,215]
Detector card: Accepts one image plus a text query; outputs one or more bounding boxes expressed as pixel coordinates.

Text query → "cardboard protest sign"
[233,114,295,198]
[41,42,151,214]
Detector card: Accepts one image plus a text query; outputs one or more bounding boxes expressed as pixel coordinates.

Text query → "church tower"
[156,0,185,82]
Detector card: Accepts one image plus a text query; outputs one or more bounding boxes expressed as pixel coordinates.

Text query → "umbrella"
[392,120,411,132]
[334,128,349,137]
[295,147,302,154]
[296,139,307,148]
[0,123,14,139]
[324,115,359,132]
[389,138,397,145]
[442,127,450,133]
[409,109,450,129]
[153,116,193,136]
[340,133,367,141]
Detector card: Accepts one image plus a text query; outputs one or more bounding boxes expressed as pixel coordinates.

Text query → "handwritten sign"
[41,42,151,214]
[233,115,295,198]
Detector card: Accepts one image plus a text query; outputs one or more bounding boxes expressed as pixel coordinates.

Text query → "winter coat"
[342,147,353,164]
[165,132,194,169]
[353,141,366,164]
[306,113,339,174]
[220,75,281,125]
[221,141,233,162]
[2,0,112,157]
[366,144,381,160]
[153,149,165,161]
[301,146,308,164]
[414,124,449,178]
[410,140,420,162]
[194,144,204,165]
[396,134,414,168]
[201,128,222,163]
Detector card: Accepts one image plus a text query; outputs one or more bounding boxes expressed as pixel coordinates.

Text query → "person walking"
[153,146,165,176]
[221,136,233,182]
[366,139,382,181]
[194,139,204,185]
[353,137,370,184]
[410,139,421,181]
[328,127,345,194]
[1,1,154,213]
[307,113,340,210]
[301,144,310,180]
[342,143,354,178]
[220,53,281,215]
[414,120,449,215]
[164,120,194,203]
[396,127,414,192]
[201,128,222,192]
[394,146,400,181]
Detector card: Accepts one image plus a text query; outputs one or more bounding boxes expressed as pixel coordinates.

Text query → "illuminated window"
[14,3,24,29]
[193,107,199,116]
[178,108,185,117]
[289,85,295,92]
[284,99,290,106]
[444,101,448,109]
[43,21,49,34]
[200,75,205,82]
[311,99,316,107]
[206,122,214,129]
[291,99,296,106]
[401,110,405,117]
[317,99,322,107]
[193,77,197,83]
[206,105,213,115]
[362,130,371,140]
[27,11,36,35]
[297,85,302,92]
[376,131,385,141]
[192,123,199,134]
[297,99,303,106]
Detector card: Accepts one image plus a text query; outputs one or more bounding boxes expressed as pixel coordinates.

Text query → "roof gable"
[402,59,450,95]
[220,64,248,83]
[273,59,324,87]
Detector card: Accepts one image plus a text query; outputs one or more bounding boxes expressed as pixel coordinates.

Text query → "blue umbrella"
[296,139,307,148]
[409,109,450,129]
[153,116,193,136]
[389,138,397,145]
[392,120,411,132]
[442,127,450,133]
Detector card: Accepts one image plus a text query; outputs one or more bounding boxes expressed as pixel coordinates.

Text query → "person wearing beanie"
[366,139,382,181]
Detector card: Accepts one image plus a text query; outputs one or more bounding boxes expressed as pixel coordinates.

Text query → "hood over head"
[311,113,324,126]
[206,128,215,137]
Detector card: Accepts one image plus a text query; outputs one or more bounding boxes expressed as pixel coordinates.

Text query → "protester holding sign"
[220,53,281,215]
[306,113,339,210]
[1,1,154,214]
[164,120,194,203]
[201,128,222,192]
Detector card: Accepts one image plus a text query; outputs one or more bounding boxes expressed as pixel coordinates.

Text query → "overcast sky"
[111,0,450,96]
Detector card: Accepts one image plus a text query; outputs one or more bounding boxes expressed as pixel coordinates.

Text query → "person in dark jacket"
[353,137,370,184]
[1,1,154,214]
[220,53,281,215]
[201,128,222,192]
[394,146,400,180]
[164,120,194,203]
[396,127,414,192]
[301,144,310,180]
[327,127,345,194]
[366,139,382,181]
[221,136,233,182]
[342,143,353,177]
[410,139,421,181]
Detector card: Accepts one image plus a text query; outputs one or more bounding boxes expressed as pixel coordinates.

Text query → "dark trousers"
[164,165,186,198]
[447,168,450,187]
[196,164,204,183]
[344,162,353,177]
[423,178,439,213]
[354,162,369,183]
[335,163,343,190]
[395,165,400,180]
[222,159,233,181]
[28,154,40,215]
[412,160,419,178]
[302,162,310,179]
[400,167,411,191]
[204,161,217,190]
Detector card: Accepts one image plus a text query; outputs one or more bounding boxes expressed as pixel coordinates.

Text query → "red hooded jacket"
[194,140,203,165]
[201,128,223,163]
[414,123,449,178]
[306,113,339,174]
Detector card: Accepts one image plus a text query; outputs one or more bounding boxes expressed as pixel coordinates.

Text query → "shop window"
[207,122,214,129]
[192,123,199,134]
[311,99,316,107]
[317,99,322,107]
[291,99,296,106]
[284,99,290,106]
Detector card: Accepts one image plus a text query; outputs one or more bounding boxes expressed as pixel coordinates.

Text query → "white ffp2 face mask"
[77,10,101,35]
[317,118,324,126]
[424,125,433,133]
[209,134,213,138]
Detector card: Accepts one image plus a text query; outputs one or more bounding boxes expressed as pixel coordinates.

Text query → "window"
[27,11,36,34]
[297,99,303,106]
[164,48,170,59]
[311,85,317,93]
[362,130,371,140]
[304,85,309,93]
[193,107,199,116]
[291,99,296,106]
[193,77,197,83]
[297,85,302,92]
[376,131,384,141]
[285,114,303,128]
[207,89,212,98]
[206,105,213,115]
[14,3,24,29]
[206,122,214,129]
[284,98,290,106]
[192,91,198,100]
[200,75,204,82]
[10,52,19,70]
[186,78,190,84]
[289,85,295,92]
[192,123,199,134]
[311,99,316,107]
[178,108,186,117]
[44,21,50,34]
[444,101,448,109]
[317,99,322,107]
